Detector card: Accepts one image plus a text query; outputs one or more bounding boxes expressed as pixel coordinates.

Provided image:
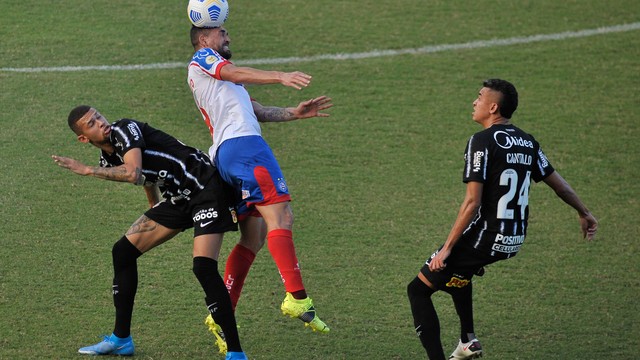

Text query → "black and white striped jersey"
[460,124,555,259]
[99,119,215,201]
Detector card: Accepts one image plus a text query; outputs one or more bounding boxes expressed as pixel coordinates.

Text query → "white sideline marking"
[2,22,639,73]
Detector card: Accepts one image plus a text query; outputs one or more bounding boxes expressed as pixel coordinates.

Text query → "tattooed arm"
[52,148,145,185]
[252,96,333,123]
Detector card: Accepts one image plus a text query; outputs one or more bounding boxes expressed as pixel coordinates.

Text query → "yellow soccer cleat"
[280,292,330,333]
[204,314,228,355]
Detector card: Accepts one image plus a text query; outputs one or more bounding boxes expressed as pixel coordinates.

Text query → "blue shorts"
[215,136,291,218]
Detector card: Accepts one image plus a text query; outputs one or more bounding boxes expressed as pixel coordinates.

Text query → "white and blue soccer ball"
[187,0,229,28]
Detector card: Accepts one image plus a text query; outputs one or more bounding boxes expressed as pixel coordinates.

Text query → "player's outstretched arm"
[219,63,311,90]
[542,171,598,241]
[252,96,333,123]
[51,148,145,185]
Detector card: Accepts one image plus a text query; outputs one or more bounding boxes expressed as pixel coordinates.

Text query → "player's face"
[472,87,500,122]
[76,109,112,146]
[206,27,232,60]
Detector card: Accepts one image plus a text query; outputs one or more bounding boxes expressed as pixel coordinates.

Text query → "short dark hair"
[483,79,518,119]
[190,25,215,48]
[68,105,92,135]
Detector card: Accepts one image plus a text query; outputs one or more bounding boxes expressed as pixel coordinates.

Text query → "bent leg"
[408,275,446,360]
[447,281,476,343]
[112,216,180,338]
[224,216,264,310]
[125,215,180,253]
[256,202,306,297]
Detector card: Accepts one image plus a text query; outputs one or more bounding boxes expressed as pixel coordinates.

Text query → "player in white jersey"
[407,80,597,359]
[188,25,333,340]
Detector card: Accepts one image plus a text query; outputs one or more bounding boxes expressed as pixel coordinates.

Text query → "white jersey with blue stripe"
[187,48,261,159]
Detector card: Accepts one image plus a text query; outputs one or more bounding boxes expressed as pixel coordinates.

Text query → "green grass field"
[1,1,639,359]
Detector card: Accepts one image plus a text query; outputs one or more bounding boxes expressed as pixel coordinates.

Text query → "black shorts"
[420,243,499,292]
[145,173,238,237]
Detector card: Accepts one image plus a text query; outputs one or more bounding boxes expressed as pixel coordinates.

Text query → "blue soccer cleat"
[225,351,248,360]
[78,333,135,356]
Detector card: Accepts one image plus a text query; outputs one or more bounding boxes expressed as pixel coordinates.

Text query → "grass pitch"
[1,1,639,359]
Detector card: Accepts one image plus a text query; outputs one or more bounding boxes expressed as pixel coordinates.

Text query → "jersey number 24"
[497,169,531,219]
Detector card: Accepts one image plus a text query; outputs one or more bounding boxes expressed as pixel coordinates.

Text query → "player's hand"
[280,71,312,90]
[292,96,333,119]
[580,212,598,241]
[51,155,90,176]
[429,248,451,272]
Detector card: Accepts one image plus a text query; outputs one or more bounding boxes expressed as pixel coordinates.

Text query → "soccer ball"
[187,0,229,28]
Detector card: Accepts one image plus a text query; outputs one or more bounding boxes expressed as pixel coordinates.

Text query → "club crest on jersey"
[229,207,238,223]
[446,276,470,288]
[241,190,250,200]
[277,178,288,192]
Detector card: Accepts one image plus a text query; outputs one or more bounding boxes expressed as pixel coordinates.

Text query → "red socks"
[224,244,256,311]
[225,229,308,309]
[267,229,305,295]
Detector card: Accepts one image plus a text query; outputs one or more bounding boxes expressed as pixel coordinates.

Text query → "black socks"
[111,236,142,338]
[407,277,446,360]
[193,256,241,352]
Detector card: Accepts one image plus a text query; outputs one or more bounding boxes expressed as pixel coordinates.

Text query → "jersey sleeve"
[189,48,231,80]
[111,119,146,156]
[531,146,555,182]
[462,134,489,183]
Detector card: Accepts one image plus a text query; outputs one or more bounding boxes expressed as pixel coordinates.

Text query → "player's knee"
[274,204,294,229]
[238,234,265,253]
[112,236,142,269]
[192,256,219,281]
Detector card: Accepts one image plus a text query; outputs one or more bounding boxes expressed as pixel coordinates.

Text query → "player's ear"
[489,102,499,115]
[199,33,208,47]
[77,134,90,143]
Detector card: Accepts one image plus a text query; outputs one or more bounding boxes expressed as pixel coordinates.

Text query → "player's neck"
[485,116,510,128]
[95,142,116,155]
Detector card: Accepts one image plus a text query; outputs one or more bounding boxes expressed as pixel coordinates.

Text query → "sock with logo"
[449,281,475,343]
[407,276,446,360]
[111,236,142,339]
[266,229,306,298]
[193,256,242,352]
[224,244,256,311]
